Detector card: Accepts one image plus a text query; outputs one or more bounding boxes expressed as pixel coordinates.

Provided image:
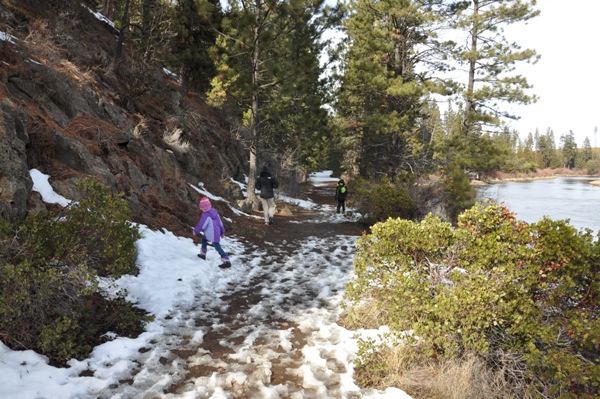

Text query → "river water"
[476,176,600,234]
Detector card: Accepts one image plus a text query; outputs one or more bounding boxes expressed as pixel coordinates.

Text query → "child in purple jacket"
[193,197,231,269]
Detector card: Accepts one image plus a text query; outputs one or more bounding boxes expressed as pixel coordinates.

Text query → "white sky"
[323,1,600,148]
[500,0,600,147]
[0,170,410,399]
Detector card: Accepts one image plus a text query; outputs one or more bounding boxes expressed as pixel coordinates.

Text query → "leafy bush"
[66,179,141,277]
[0,179,151,364]
[351,176,415,225]
[345,202,600,397]
[520,162,537,174]
[587,159,600,175]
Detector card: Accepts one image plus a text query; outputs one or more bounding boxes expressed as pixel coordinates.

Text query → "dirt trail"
[234,181,364,249]
[109,181,367,399]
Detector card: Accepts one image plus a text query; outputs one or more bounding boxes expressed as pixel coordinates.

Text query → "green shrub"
[67,179,141,277]
[351,176,415,225]
[587,159,600,175]
[38,316,90,363]
[0,179,150,365]
[521,162,537,173]
[345,201,600,397]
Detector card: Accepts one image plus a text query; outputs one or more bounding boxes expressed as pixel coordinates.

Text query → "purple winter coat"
[193,208,226,243]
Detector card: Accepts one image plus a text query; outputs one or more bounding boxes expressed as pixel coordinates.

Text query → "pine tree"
[260,0,340,170]
[423,100,446,163]
[208,0,338,205]
[489,127,518,172]
[451,0,540,135]
[335,0,444,179]
[168,0,222,92]
[535,128,557,168]
[113,0,175,88]
[560,130,577,169]
[582,137,593,162]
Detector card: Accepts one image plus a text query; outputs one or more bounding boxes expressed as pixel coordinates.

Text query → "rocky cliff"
[0,0,248,236]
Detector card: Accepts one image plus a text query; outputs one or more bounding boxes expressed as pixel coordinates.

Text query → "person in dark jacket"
[255,166,279,225]
[335,179,348,214]
[193,197,231,268]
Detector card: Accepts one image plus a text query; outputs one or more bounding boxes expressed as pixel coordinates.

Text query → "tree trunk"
[114,0,131,63]
[102,0,116,20]
[463,0,478,135]
[245,0,262,209]
[143,0,153,38]
[246,89,260,208]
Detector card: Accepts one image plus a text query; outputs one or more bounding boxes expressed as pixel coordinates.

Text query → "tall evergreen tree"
[208,0,339,205]
[490,127,518,171]
[335,0,444,179]
[450,0,540,135]
[113,0,174,88]
[423,100,445,163]
[431,0,540,179]
[522,132,535,163]
[169,0,222,92]
[535,128,557,168]
[511,131,536,172]
[427,101,463,165]
[582,136,593,162]
[260,0,339,170]
[560,130,577,169]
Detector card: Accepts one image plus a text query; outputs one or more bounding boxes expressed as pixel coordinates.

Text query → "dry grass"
[343,299,534,399]
[356,344,534,399]
[131,117,148,138]
[163,128,190,152]
[487,167,591,182]
[23,23,60,66]
[339,299,390,330]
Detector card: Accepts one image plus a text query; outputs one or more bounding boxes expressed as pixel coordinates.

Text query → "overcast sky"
[322,1,600,148]
[498,0,600,147]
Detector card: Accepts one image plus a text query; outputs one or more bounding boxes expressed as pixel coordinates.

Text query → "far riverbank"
[472,168,600,185]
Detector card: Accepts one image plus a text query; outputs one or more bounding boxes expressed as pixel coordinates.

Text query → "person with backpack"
[335,179,348,214]
[193,197,231,269]
[255,166,279,225]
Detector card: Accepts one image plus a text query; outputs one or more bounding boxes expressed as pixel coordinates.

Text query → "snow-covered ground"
[0,170,411,399]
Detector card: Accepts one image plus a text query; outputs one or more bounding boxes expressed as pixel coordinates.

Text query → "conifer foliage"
[451,0,540,135]
[207,0,340,205]
[169,0,222,92]
[334,0,436,179]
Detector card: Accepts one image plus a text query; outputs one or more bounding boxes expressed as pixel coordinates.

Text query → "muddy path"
[108,181,370,399]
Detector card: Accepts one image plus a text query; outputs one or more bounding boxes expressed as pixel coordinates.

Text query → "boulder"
[50,129,114,184]
[0,99,32,220]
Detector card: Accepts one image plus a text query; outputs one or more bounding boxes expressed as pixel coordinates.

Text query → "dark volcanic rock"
[0,99,32,219]
[0,0,248,234]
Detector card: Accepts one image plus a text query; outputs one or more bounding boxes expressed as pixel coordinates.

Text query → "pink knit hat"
[199,197,212,211]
